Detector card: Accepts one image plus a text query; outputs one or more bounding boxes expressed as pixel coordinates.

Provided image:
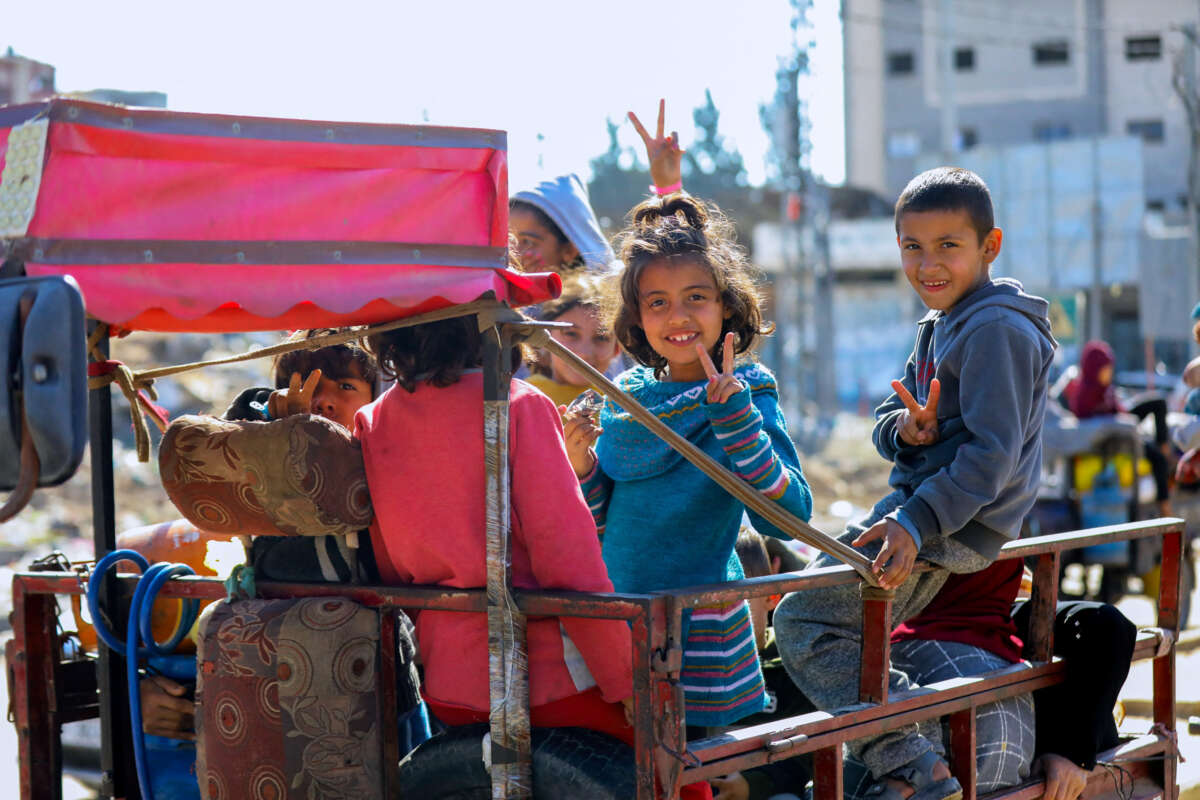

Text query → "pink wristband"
[651,180,683,196]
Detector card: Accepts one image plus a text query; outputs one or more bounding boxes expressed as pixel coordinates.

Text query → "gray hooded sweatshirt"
[873,278,1057,560]
[511,174,616,274]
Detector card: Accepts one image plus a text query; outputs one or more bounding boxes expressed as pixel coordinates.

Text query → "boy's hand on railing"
[267,369,322,420]
[893,378,941,446]
[853,518,917,589]
[629,99,684,191]
[561,407,601,478]
[698,333,745,405]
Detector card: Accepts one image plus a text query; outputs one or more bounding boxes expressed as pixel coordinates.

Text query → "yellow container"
[1072,453,1151,493]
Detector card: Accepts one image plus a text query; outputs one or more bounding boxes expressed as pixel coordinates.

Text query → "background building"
[845,0,1197,211]
[0,48,55,105]
[832,0,1200,399]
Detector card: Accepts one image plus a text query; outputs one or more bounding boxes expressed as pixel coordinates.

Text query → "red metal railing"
[9,518,1183,800]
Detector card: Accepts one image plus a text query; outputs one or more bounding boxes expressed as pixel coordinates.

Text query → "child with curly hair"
[562,193,813,728]
[525,272,622,409]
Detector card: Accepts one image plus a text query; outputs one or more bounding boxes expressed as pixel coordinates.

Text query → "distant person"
[1065,339,1171,517]
[509,98,686,276]
[774,167,1056,800]
[510,173,616,274]
[1171,388,1200,455]
[525,272,622,409]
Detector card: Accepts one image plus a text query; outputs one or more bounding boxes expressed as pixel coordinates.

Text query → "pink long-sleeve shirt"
[355,372,633,712]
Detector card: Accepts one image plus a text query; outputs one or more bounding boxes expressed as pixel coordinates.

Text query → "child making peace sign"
[562,193,812,728]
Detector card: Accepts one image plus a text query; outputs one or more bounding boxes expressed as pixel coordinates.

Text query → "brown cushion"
[195,597,390,797]
[159,414,372,537]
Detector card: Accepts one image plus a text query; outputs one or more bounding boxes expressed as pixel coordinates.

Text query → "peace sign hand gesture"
[892,377,941,446]
[628,99,684,191]
[267,369,322,421]
[697,333,744,405]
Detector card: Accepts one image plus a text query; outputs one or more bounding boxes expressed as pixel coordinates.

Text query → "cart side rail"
[9,517,1185,800]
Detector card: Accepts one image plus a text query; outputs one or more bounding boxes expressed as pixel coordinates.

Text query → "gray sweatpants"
[773,490,991,778]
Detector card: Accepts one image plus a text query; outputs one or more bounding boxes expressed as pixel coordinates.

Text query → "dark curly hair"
[610,193,772,377]
[537,271,608,323]
[273,329,379,392]
[368,315,526,393]
[367,316,482,392]
[369,242,529,392]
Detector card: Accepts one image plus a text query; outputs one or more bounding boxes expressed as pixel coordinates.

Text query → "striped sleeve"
[578,455,614,541]
[704,385,812,533]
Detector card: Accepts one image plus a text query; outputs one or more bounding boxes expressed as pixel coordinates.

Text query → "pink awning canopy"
[0,99,557,332]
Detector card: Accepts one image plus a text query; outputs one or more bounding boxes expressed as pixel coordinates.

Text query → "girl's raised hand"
[629,99,684,191]
[698,333,744,405]
[893,377,940,446]
[267,369,322,421]
[560,405,602,478]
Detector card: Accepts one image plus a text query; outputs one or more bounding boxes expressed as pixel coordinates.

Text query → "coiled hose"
[86,549,200,800]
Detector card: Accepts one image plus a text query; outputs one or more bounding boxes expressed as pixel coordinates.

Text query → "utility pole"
[769,61,807,424]
[1174,22,1200,352]
[811,183,838,415]
[939,0,958,159]
[1089,138,1104,342]
[764,0,834,437]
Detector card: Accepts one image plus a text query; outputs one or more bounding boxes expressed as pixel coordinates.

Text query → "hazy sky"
[5,0,846,189]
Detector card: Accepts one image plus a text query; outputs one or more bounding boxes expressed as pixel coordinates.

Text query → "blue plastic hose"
[86,549,200,800]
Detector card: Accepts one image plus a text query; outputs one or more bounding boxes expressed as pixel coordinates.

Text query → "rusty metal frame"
[10,517,1183,800]
[7,301,1186,800]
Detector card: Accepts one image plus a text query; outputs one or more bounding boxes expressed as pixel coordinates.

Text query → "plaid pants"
[843,639,1034,800]
[774,490,992,777]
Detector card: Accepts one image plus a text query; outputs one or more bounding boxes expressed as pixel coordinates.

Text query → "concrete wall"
[844,0,1198,207]
[1102,2,1200,211]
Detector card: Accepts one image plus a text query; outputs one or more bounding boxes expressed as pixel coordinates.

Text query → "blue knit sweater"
[582,363,813,594]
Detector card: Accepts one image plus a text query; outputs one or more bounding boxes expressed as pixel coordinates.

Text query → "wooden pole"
[482,324,532,798]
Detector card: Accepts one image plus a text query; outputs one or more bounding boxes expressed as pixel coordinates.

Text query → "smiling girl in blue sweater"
[562,193,812,727]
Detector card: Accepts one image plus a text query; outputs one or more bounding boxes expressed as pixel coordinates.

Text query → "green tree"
[586,117,646,232]
[682,89,748,199]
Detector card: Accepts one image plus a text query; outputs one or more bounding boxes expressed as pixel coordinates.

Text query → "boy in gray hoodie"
[774,167,1056,800]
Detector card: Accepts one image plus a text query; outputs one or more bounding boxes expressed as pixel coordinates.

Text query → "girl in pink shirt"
[355,315,635,740]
